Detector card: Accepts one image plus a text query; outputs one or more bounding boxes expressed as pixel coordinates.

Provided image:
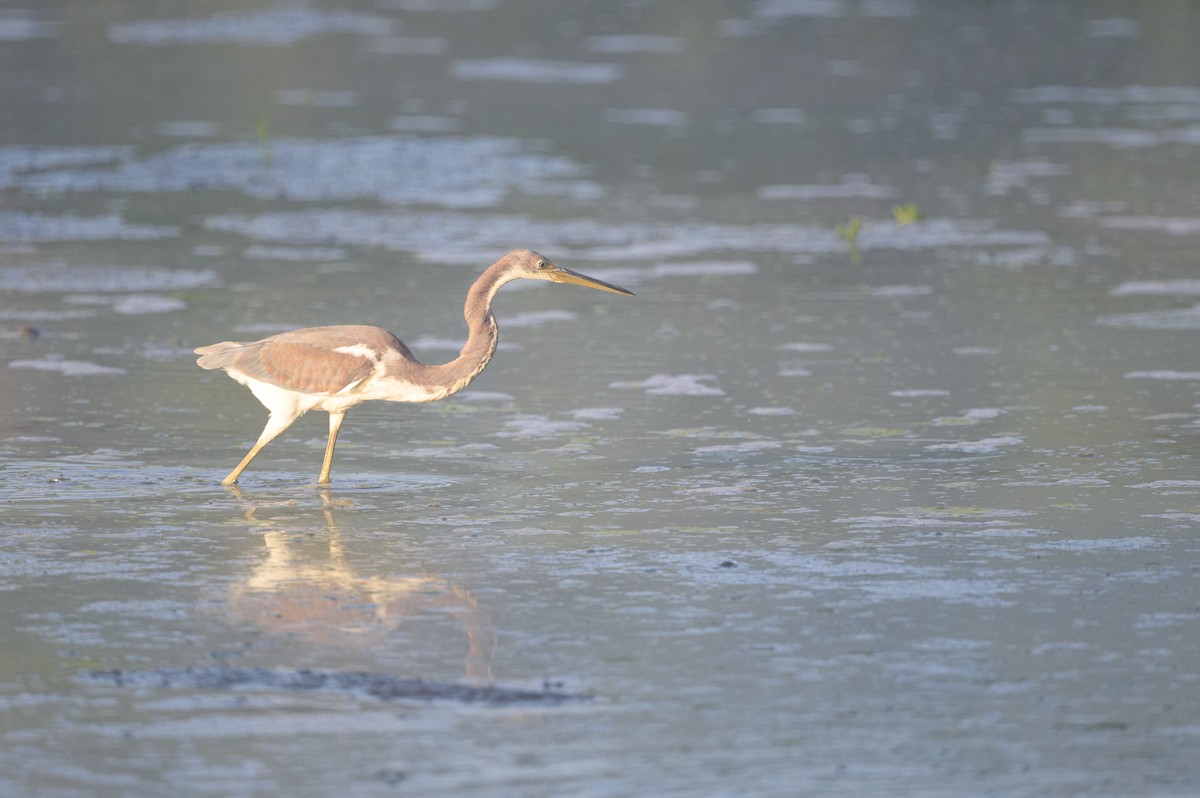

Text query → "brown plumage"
[197,326,410,396]
[196,249,632,485]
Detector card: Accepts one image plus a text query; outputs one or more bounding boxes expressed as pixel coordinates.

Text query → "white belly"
[235,373,441,418]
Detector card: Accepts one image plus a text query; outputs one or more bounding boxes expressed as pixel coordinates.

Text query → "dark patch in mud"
[82,667,588,706]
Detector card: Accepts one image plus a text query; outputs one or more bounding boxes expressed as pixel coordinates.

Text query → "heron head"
[504,249,634,296]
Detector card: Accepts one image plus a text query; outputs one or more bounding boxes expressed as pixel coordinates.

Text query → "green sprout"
[892,202,922,225]
[836,217,863,263]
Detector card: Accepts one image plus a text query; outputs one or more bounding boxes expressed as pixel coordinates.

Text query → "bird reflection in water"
[224,488,495,683]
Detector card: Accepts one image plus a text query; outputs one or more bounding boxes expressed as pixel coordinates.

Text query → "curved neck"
[425,261,511,395]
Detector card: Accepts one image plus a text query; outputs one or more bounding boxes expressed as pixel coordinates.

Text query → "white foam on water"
[1110,279,1200,296]
[1057,200,1128,218]
[1030,536,1161,551]
[985,160,1069,196]
[156,120,220,138]
[9,358,127,376]
[1101,217,1200,235]
[0,146,130,188]
[754,0,847,18]
[778,342,834,352]
[451,59,626,85]
[0,308,96,321]
[869,285,932,297]
[693,441,782,454]
[387,0,499,11]
[680,482,765,495]
[604,109,689,127]
[566,407,624,421]
[454,391,513,403]
[1013,86,1200,105]
[857,219,1051,252]
[111,295,187,315]
[1129,480,1200,489]
[0,13,57,40]
[1125,370,1200,381]
[836,515,1022,530]
[0,264,216,292]
[1145,512,1200,522]
[1098,304,1200,330]
[0,212,177,243]
[890,389,951,397]
[608,374,725,397]
[936,407,1007,425]
[584,35,685,54]
[274,89,359,107]
[243,246,347,262]
[652,261,757,277]
[1023,127,1200,149]
[759,175,896,200]
[493,416,589,438]
[109,8,392,46]
[925,435,1024,453]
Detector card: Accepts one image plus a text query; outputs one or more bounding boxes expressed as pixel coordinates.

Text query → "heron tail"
[194,341,247,370]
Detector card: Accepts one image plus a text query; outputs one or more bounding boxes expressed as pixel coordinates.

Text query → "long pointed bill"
[549,266,635,296]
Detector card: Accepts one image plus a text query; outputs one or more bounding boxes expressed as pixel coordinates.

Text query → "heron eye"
[536,260,548,270]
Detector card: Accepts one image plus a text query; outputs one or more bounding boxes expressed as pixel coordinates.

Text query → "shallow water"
[2,2,1199,796]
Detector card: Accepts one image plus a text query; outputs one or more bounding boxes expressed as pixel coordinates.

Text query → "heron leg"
[318,411,346,485]
[221,412,299,485]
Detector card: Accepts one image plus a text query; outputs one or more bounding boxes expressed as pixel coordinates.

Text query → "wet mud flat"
[2,2,1200,797]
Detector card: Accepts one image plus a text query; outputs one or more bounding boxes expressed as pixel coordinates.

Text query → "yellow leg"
[220,411,300,485]
[222,441,268,485]
[318,412,346,485]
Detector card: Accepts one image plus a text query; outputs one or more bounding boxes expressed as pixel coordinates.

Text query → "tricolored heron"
[195,249,633,485]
